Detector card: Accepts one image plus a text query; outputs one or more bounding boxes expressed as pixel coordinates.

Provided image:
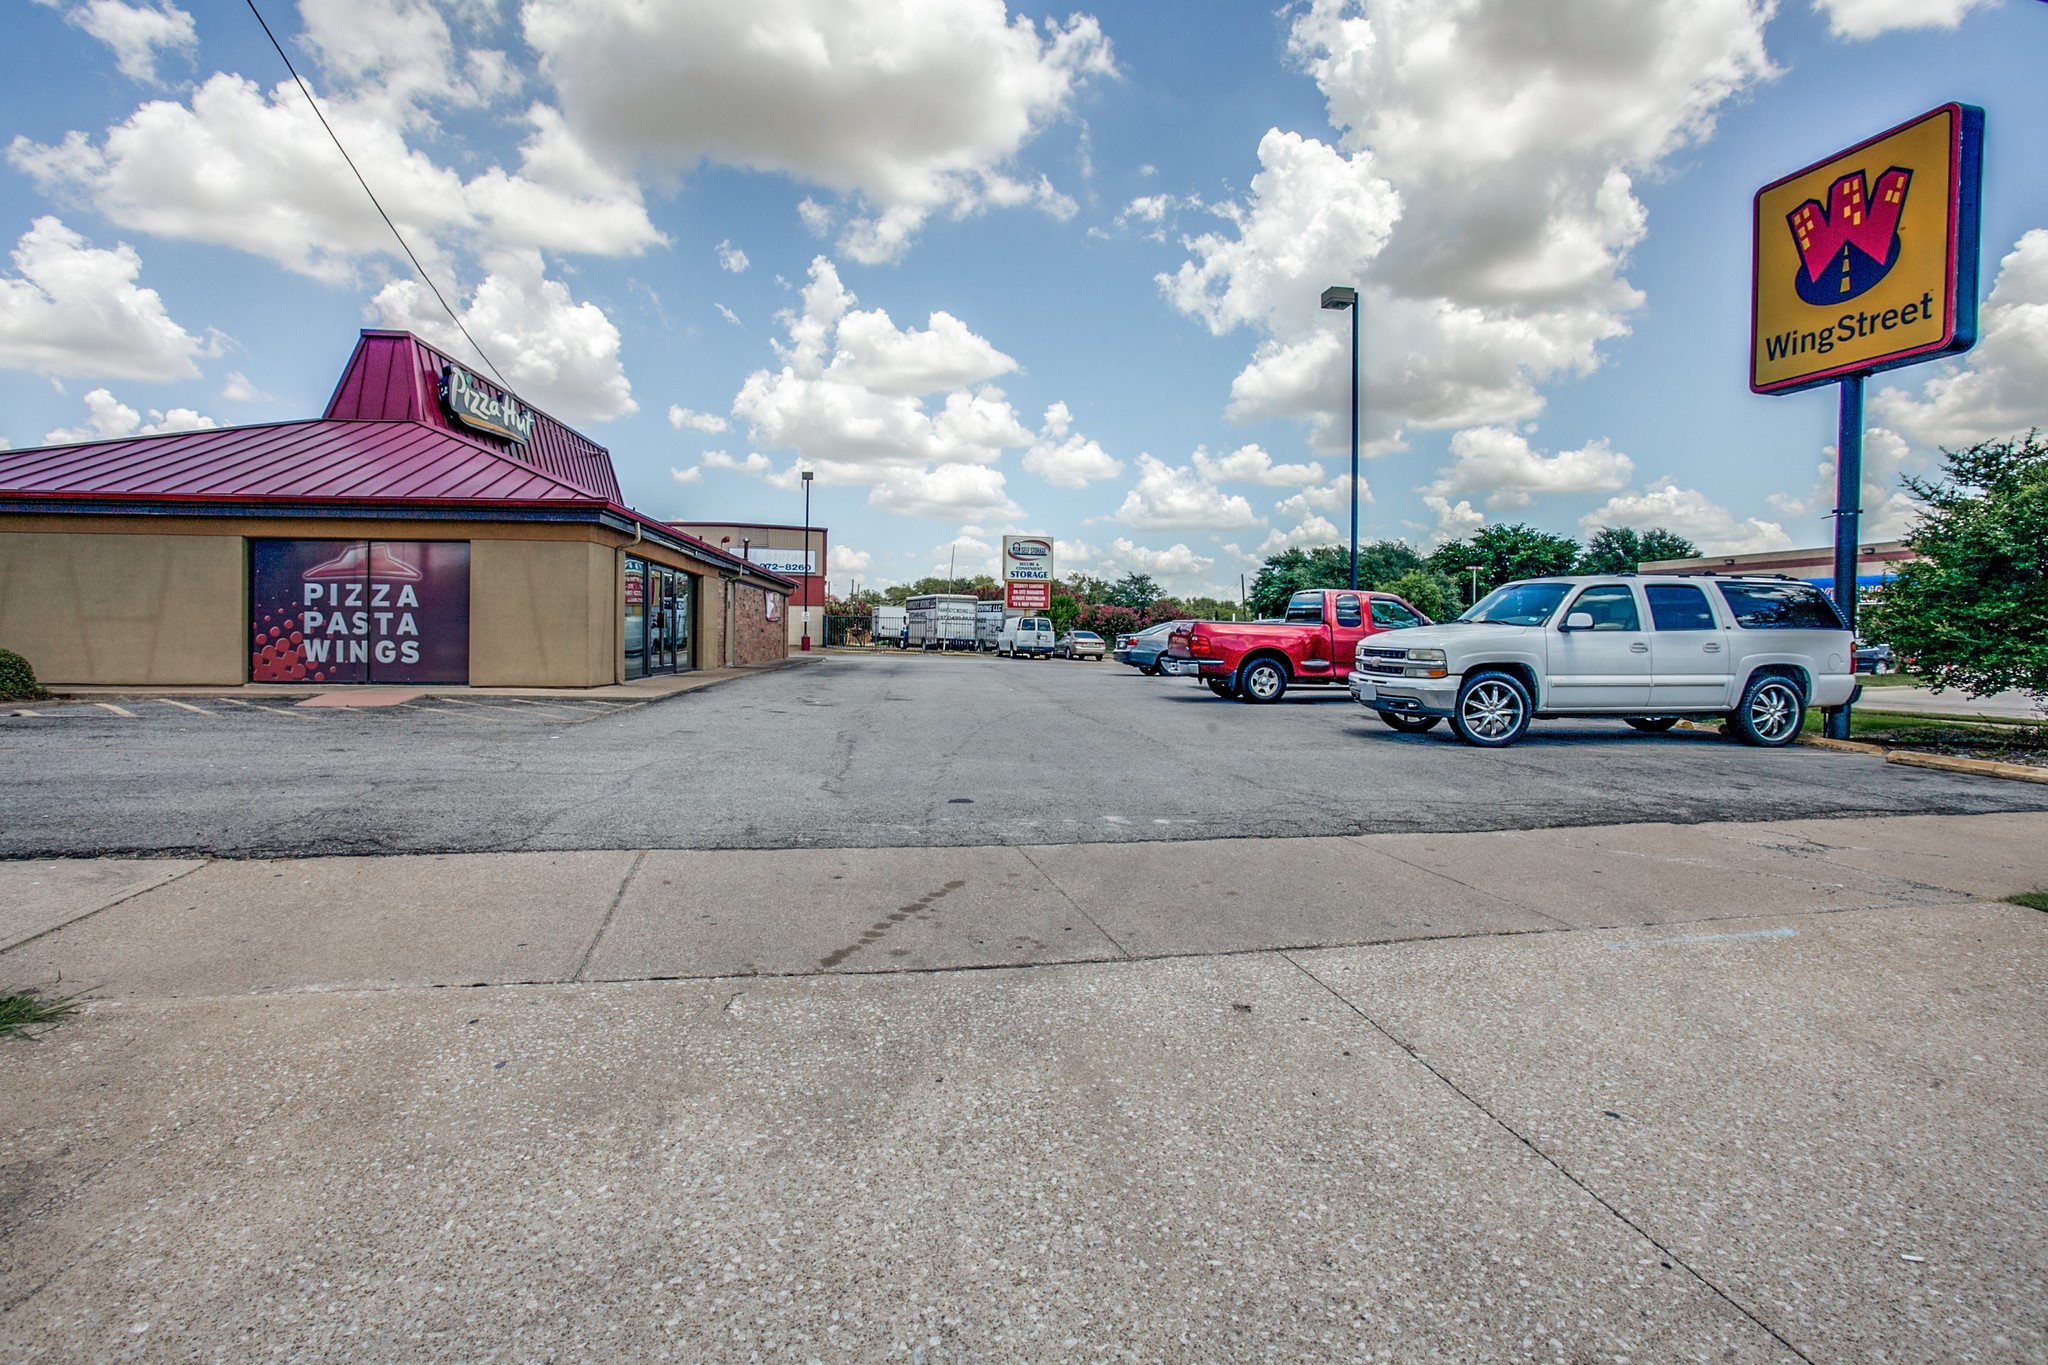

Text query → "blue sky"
[2,0,2043,597]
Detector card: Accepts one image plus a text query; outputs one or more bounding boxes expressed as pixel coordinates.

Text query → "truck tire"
[1379,712,1441,734]
[1240,657,1288,704]
[1730,673,1804,747]
[1206,678,1234,698]
[1450,670,1531,747]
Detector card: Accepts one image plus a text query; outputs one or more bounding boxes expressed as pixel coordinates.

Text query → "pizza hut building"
[0,331,793,688]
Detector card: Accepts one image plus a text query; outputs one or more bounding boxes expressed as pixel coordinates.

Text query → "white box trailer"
[975,599,1007,651]
[870,605,908,647]
[905,593,980,651]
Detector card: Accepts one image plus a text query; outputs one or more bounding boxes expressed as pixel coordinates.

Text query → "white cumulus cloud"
[43,386,216,443]
[520,0,1114,263]
[716,239,749,273]
[1579,481,1792,555]
[0,216,204,381]
[1022,401,1122,488]
[66,0,196,84]
[1111,454,1263,531]
[372,250,636,421]
[1812,0,1998,39]
[668,405,728,433]
[1423,425,1635,510]
[730,257,1036,520]
[1163,0,1775,454]
[1192,442,1323,487]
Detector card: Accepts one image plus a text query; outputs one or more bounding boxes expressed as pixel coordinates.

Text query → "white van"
[998,615,1056,659]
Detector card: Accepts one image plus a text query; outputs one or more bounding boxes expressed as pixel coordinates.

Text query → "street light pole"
[1465,564,1482,609]
[1320,285,1360,590]
[800,470,814,652]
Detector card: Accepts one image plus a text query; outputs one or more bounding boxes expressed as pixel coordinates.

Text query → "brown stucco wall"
[470,539,617,687]
[0,529,246,684]
[0,513,784,686]
[733,584,790,665]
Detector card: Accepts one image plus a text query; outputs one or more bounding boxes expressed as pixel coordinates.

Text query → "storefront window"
[251,540,469,685]
[623,556,648,680]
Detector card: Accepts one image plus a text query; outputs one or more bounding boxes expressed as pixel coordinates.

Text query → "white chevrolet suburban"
[1349,575,1855,748]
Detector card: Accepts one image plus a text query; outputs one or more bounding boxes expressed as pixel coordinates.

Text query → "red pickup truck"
[1166,588,1432,702]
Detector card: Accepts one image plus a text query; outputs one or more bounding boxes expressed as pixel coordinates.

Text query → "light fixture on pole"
[1465,564,1482,608]
[800,470,814,652]
[1320,285,1360,590]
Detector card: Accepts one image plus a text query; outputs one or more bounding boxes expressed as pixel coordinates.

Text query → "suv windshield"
[1458,581,1571,627]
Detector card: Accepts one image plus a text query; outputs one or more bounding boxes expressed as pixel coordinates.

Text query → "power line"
[241,0,514,394]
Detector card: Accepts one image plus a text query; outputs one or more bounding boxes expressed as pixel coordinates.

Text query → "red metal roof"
[324,331,623,502]
[0,419,602,504]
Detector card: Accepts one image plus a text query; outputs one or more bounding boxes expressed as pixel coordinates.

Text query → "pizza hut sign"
[441,364,535,445]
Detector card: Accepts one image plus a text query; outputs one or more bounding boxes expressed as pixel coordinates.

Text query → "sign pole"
[1826,372,1864,740]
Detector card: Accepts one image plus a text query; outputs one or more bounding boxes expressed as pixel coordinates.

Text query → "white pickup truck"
[1349,575,1855,748]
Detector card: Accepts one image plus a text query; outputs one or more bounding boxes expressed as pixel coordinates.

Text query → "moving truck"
[906,593,980,651]
[871,605,907,647]
[975,600,1007,651]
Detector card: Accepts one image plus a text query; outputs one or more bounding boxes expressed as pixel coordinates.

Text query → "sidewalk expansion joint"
[1016,846,1134,960]
[0,860,209,956]
[571,850,647,982]
[1279,950,1817,1365]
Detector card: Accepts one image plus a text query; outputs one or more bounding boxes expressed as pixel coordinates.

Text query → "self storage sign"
[1751,103,1982,394]
[1002,535,1054,584]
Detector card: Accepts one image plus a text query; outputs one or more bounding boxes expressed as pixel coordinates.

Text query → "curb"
[1886,750,2048,785]
[1798,735,1888,755]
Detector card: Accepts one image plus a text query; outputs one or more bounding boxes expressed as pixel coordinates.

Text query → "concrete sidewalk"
[3,813,2045,1361]
[1856,683,2045,721]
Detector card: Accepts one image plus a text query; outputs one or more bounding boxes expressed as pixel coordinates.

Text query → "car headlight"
[1405,648,1446,663]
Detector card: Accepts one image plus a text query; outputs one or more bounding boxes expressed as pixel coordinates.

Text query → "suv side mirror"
[1563,611,1594,632]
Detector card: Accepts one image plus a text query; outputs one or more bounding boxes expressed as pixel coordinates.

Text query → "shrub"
[0,648,50,703]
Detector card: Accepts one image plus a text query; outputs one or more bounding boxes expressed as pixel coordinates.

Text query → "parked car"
[1166,591,1431,701]
[1855,640,1894,674]
[1114,620,1191,674]
[1055,630,1106,660]
[998,614,1057,658]
[1349,575,1855,748]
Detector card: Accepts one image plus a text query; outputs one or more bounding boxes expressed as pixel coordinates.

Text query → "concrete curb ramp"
[2,812,2045,1362]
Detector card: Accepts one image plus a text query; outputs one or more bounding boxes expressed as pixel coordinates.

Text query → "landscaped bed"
[1819,711,2048,770]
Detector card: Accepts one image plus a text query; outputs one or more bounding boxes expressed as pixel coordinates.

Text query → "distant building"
[670,523,828,649]
[1640,540,1914,597]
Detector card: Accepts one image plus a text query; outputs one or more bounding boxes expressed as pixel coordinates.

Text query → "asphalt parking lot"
[4,651,2045,858]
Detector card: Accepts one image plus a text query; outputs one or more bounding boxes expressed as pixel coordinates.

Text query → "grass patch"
[2008,891,2048,913]
[0,986,86,1041]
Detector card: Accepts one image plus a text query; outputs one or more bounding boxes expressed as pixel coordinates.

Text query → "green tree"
[1104,572,1161,608]
[1862,431,2048,704]
[1376,570,1453,621]
[1354,538,1426,586]
[1183,595,1245,622]
[1062,573,1114,603]
[1429,524,1581,604]
[1047,592,1081,636]
[1576,526,1701,574]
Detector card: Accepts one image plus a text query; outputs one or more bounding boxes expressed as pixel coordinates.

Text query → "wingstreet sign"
[1751,103,1983,395]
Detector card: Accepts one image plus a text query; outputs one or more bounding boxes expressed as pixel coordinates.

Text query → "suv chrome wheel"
[1732,674,1804,747]
[1450,671,1532,747]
